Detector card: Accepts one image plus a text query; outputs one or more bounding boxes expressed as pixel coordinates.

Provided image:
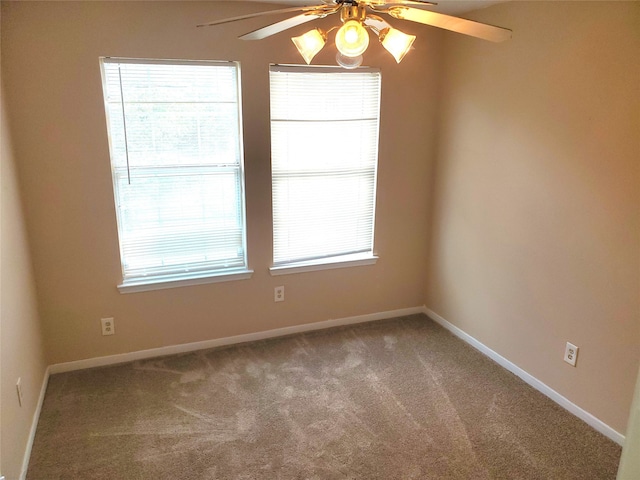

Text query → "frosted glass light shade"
[335,20,369,57]
[292,29,326,64]
[335,52,363,69]
[379,28,416,63]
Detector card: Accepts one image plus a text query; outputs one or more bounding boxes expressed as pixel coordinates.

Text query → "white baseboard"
[49,306,425,375]
[20,366,50,480]
[423,306,625,446]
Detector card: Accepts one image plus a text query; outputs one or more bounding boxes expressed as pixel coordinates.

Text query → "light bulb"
[292,29,326,65]
[345,26,359,43]
[379,28,416,63]
[335,20,369,58]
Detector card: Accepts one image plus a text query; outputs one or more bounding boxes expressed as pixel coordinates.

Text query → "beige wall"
[0,1,440,365]
[427,1,639,434]
[1,6,48,477]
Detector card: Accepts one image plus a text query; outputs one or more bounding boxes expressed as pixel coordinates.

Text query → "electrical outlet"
[274,286,285,302]
[16,378,24,407]
[564,342,579,367]
[101,317,115,336]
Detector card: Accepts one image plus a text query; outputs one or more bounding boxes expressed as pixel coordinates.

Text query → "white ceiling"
[245,0,508,15]
[430,0,507,15]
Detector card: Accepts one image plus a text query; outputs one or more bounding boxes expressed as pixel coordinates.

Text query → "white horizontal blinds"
[101,59,247,282]
[270,66,381,265]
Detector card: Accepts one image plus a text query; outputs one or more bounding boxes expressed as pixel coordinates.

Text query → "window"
[100,58,250,292]
[269,65,381,274]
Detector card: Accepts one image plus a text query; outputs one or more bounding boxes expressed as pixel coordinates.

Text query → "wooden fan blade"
[239,11,332,40]
[197,6,327,28]
[387,7,511,42]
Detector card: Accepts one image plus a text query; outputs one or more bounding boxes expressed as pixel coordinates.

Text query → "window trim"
[118,268,254,294]
[269,64,381,272]
[269,253,378,276]
[100,57,250,292]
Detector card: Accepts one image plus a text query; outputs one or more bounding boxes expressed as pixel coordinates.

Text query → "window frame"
[268,64,381,276]
[100,57,252,293]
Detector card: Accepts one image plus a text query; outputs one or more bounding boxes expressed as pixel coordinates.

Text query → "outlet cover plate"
[564,342,578,367]
[274,286,284,302]
[101,317,115,336]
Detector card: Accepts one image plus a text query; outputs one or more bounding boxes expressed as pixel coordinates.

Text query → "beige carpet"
[27,314,621,479]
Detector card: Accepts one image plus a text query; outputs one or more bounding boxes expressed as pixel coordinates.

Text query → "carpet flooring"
[27,314,621,479]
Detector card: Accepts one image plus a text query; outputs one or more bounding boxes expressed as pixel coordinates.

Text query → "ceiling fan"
[197,1,511,68]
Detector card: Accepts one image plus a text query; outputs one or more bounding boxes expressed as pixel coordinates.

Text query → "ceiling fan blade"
[364,15,392,32]
[239,11,335,40]
[387,7,511,42]
[197,5,328,28]
[372,0,436,7]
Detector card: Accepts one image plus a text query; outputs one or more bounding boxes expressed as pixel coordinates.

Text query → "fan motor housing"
[340,4,367,23]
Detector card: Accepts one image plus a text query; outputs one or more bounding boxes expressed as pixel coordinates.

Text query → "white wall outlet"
[274,286,285,302]
[564,342,579,367]
[101,317,115,336]
[16,377,24,407]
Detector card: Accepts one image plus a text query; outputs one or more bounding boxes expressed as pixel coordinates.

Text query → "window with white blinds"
[100,58,250,291]
[269,65,381,271]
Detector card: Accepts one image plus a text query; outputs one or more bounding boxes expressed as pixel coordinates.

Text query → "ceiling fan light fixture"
[336,52,363,69]
[335,20,369,58]
[379,27,415,63]
[292,28,327,64]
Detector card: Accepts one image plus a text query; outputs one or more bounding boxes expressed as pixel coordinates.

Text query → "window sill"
[118,268,254,294]
[269,253,378,276]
